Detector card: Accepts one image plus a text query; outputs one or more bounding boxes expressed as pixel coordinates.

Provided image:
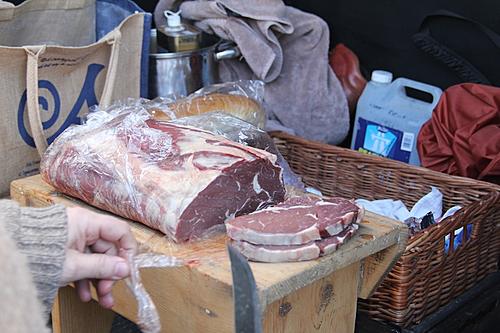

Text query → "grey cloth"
[155,0,349,144]
[1,200,68,318]
[0,219,50,333]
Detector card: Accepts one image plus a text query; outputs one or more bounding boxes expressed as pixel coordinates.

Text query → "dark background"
[284,0,500,89]
[133,0,500,89]
[7,0,500,89]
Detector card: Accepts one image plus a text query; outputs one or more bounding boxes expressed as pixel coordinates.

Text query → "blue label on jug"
[353,118,412,163]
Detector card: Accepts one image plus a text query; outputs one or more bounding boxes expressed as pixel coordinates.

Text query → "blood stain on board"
[360,234,375,240]
[279,302,292,317]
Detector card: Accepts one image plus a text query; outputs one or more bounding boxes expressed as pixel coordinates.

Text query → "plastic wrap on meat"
[170,112,305,189]
[41,109,285,242]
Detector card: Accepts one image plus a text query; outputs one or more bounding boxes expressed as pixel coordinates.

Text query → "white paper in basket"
[356,187,467,251]
[356,187,461,222]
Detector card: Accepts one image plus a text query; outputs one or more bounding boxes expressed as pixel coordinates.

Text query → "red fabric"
[329,43,367,115]
[417,83,500,184]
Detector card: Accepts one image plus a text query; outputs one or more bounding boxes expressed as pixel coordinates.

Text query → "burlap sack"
[0,0,151,196]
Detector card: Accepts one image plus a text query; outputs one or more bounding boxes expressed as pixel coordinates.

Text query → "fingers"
[68,208,138,255]
[76,279,91,302]
[97,279,114,296]
[93,279,115,309]
[76,278,116,308]
[75,278,115,308]
[90,239,118,256]
[99,293,114,309]
[64,206,137,310]
[62,250,130,283]
[87,240,121,308]
[94,216,137,255]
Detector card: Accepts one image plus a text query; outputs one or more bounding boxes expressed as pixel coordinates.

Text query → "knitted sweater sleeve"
[0,200,67,317]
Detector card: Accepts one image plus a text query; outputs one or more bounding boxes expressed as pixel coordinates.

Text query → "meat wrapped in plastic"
[146,80,267,129]
[41,106,285,242]
[170,111,305,190]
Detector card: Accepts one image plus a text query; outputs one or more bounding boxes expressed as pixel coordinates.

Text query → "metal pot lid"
[150,29,221,59]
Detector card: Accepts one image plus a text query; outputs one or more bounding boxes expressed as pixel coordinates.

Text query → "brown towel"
[155,0,349,144]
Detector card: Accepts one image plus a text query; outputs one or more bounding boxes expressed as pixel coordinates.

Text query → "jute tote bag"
[0,0,151,195]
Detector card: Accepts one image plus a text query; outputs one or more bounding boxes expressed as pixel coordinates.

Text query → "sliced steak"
[231,224,359,262]
[226,196,363,245]
[318,224,359,255]
[41,111,285,242]
[317,197,364,236]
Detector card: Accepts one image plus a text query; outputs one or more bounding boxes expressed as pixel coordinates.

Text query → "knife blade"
[227,244,263,333]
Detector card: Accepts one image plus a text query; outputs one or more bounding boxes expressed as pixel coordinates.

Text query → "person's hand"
[61,207,138,309]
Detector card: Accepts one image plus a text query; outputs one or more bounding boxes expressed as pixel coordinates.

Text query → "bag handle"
[101,29,122,108]
[24,45,48,156]
[413,10,500,84]
[23,30,123,157]
[418,10,500,47]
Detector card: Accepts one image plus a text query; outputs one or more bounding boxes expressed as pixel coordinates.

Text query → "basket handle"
[23,30,122,157]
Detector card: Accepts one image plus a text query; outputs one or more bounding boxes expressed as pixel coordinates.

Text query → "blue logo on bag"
[17,63,105,147]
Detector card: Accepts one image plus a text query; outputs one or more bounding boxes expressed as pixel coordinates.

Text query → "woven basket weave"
[270,131,500,328]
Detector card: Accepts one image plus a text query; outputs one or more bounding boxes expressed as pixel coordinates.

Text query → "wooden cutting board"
[11,175,408,333]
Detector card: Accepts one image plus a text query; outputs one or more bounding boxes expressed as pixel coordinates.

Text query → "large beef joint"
[231,224,359,262]
[226,196,363,245]
[41,113,285,242]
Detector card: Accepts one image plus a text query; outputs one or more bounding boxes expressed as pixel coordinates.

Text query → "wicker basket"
[270,131,500,328]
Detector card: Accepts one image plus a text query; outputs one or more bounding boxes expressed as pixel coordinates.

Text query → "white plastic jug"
[350,70,442,165]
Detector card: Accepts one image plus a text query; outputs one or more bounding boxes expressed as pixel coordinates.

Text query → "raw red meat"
[318,224,359,255]
[226,196,363,245]
[231,224,359,262]
[41,111,285,242]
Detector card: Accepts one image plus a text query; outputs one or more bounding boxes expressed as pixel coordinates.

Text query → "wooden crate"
[11,175,408,333]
